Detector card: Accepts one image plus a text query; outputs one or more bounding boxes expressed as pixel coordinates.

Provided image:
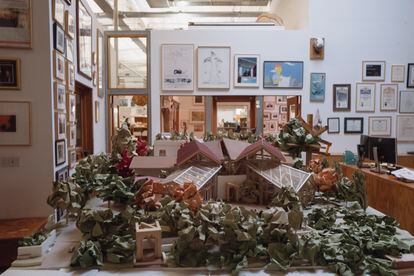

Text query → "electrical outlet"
[1,157,20,168]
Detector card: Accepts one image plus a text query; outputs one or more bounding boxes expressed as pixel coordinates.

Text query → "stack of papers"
[391,168,414,182]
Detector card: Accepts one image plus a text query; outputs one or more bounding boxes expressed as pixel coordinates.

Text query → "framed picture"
[77,0,92,79]
[380,84,398,111]
[399,91,414,113]
[65,11,75,39]
[263,112,271,120]
[193,123,204,133]
[55,112,67,140]
[264,101,275,111]
[271,112,278,120]
[161,44,194,91]
[280,106,288,114]
[263,61,304,89]
[396,115,414,141]
[234,54,260,87]
[95,101,99,123]
[54,51,66,81]
[67,94,76,122]
[54,82,66,111]
[66,61,75,92]
[263,122,269,131]
[327,117,340,134]
[55,166,69,182]
[55,139,66,166]
[66,39,74,63]
[67,123,76,147]
[69,149,77,169]
[391,65,405,83]
[53,0,65,27]
[0,0,32,48]
[368,116,391,136]
[356,83,376,112]
[97,30,104,98]
[276,96,287,104]
[190,110,205,123]
[344,117,364,134]
[53,23,65,54]
[0,101,31,146]
[280,114,287,122]
[197,46,230,89]
[310,73,326,102]
[0,58,21,90]
[333,84,351,111]
[269,121,277,131]
[362,61,385,81]
[193,96,204,105]
[408,63,414,88]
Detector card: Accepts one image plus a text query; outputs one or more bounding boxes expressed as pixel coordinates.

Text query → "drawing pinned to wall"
[162,44,194,91]
[197,46,230,89]
[263,61,304,89]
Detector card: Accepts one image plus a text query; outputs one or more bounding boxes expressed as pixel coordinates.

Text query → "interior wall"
[270,0,309,30]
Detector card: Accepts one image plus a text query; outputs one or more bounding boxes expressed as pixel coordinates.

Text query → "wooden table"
[341,164,414,235]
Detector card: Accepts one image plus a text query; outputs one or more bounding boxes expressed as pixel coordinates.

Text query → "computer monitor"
[367,136,396,164]
[359,135,370,158]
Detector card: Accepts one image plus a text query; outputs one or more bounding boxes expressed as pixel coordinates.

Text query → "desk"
[341,164,414,235]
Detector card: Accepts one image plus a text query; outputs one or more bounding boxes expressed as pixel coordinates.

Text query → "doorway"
[74,82,94,159]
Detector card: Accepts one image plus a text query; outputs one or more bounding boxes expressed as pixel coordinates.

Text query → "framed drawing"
[65,11,75,39]
[69,149,77,169]
[362,61,385,81]
[380,84,398,111]
[77,0,92,79]
[399,91,414,113]
[97,30,104,98]
[396,115,414,141]
[408,63,414,88]
[271,112,278,120]
[263,112,271,120]
[66,61,75,92]
[0,101,31,146]
[55,166,69,182]
[53,0,65,27]
[53,23,65,54]
[55,139,66,166]
[310,73,326,102]
[67,94,76,122]
[55,112,67,140]
[54,51,66,81]
[368,116,391,136]
[66,39,74,63]
[264,101,275,111]
[193,96,204,105]
[234,54,260,87]
[356,83,375,112]
[67,123,76,147]
[280,106,288,114]
[391,65,405,83]
[333,84,351,111]
[197,46,230,89]
[0,0,32,48]
[327,117,340,134]
[269,121,277,131]
[161,44,194,91]
[95,101,99,123]
[276,96,287,104]
[263,61,303,89]
[0,58,21,90]
[54,82,66,111]
[344,117,364,134]
[190,110,204,123]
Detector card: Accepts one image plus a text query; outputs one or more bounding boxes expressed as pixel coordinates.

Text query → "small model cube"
[135,221,162,262]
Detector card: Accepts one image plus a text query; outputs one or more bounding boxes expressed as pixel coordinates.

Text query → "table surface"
[0,218,47,240]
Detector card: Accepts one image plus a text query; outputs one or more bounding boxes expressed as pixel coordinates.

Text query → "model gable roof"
[235,139,286,162]
[176,140,222,166]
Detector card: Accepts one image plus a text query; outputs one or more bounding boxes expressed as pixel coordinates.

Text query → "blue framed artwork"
[263,61,304,89]
[310,73,326,102]
[234,54,260,87]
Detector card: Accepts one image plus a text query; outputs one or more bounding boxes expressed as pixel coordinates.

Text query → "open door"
[75,82,94,159]
[287,96,301,121]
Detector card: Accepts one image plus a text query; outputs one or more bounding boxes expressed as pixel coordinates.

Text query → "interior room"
[1,0,414,274]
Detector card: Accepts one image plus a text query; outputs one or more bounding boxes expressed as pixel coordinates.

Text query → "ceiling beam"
[113,11,262,18]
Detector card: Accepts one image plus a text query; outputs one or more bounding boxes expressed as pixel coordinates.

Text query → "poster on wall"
[197,46,230,89]
[161,44,194,91]
[0,0,32,48]
[0,101,31,146]
[263,61,303,89]
[310,73,326,102]
[234,54,260,87]
[77,0,92,79]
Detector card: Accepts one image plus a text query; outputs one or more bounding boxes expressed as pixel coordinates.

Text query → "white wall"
[151,0,414,155]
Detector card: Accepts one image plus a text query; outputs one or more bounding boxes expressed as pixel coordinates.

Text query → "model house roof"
[204,140,225,161]
[222,138,250,160]
[176,140,222,166]
[235,139,286,162]
[130,156,176,169]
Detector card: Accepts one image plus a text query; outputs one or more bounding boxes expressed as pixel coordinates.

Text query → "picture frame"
[193,123,204,133]
[269,121,277,131]
[55,112,67,140]
[54,50,66,81]
[356,83,376,112]
[391,65,405,83]
[368,116,392,136]
[310,73,326,102]
[68,149,77,169]
[396,115,414,142]
[234,54,260,87]
[66,39,74,63]
[280,114,287,122]
[271,112,278,120]
[190,110,205,123]
[77,0,93,79]
[66,61,75,92]
[264,101,275,111]
[407,63,414,88]
[0,0,32,49]
[263,61,304,89]
[161,44,194,91]
[280,106,288,114]
[55,166,69,182]
[333,84,351,111]
[380,84,398,111]
[263,122,269,131]
[263,112,271,121]
[327,117,340,134]
[193,96,204,105]
[344,117,364,134]
[65,11,75,39]
[55,139,66,166]
[399,91,414,113]
[276,96,287,104]
[0,58,21,90]
[95,101,99,123]
[54,82,66,111]
[362,61,385,81]
[53,0,65,27]
[197,46,230,89]
[53,23,66,54]
[0,101,31,146]
[97,30,104,98]
[67,123,76,148]
[67,94,76,122]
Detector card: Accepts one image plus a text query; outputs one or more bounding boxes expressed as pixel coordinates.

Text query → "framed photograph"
[0,0,32,48]
[333,84,351,111]
[161,44,194,91]
[408,63,414,88]
[190,110,205,123]
[269,121,277,131]
[263,61,304,89]
[327,117,340,134]
[67,94,76,122]
[53,0,65,27]
[53,23,65,54]
[263,122,269,131]
[65,11,75,39]
[362,61,385,81]
[97,30,104,98]
[263,112,271,120]
[276,96,287,104]
[280,114,287,122]
[369,116,391,136]
[399,91,414,113]
[344,117,364,134]
[197,46,230,89]
[95,101,99,123]
[54,82,66,111]
[54,51,66,81]
[264,101,275,111]
[310,73,326,102]
[55,139,66,166]
[0,101,31,146]
[193,123,204,133]
[356,83,376,112]
[193,96,204,105]
[69,149,77,169]
[391,65,405,83]
[66,39,74,62]
[397,115,414,141]
[66,61,75,92]
[77,0,92,79]
[0,58,21,90]
[380,84,398,111]
[280,106,288,114]
[67,123,76,147]
[55,166,69,182]
[55,112,67,140]
[271,112,278,120]
[234,54,260,87]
